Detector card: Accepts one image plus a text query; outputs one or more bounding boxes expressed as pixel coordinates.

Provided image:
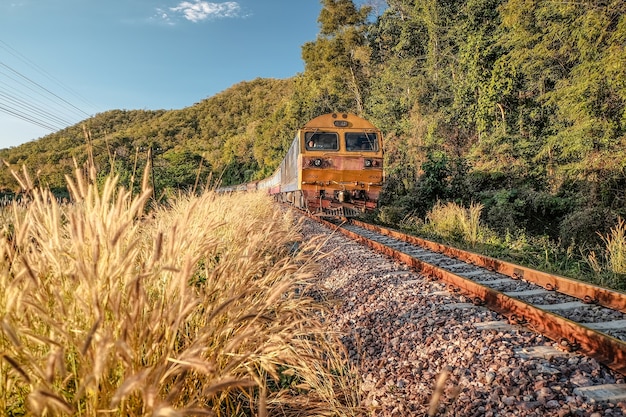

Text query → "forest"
[1,0,625,259]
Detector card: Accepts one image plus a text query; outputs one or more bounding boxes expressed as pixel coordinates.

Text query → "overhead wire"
[0,90,71,129]
[0,39,100,113]
[0,62,91,120]
[0,103,59,131]
[0,73,77,127]
[0,39,100,136]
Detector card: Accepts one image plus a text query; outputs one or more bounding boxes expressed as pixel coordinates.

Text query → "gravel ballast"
[301,218,626,416]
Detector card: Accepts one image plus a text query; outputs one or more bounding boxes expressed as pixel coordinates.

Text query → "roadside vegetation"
[0,166,361,416]
[382,200,626,291]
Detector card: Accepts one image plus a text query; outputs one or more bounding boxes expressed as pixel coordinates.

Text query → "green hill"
[0,77,299,195]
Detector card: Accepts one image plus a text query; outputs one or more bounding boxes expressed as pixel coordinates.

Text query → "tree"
[300,0,373,114]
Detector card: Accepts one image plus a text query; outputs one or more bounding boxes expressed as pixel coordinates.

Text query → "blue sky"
[0,0,332,149]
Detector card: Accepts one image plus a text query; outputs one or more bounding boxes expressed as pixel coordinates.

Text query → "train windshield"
[345,133,379,152]
[305,132,339,150]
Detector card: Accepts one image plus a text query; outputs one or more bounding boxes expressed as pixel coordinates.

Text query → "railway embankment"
[300,216,626,416]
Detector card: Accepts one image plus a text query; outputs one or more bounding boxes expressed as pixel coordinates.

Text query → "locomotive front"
[298,113,383,216]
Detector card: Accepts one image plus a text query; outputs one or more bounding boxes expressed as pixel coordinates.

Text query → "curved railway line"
[303,211,626,379]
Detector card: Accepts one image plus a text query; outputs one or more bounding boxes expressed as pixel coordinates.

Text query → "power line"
[0,77,76,126]
[0,104,58,131]
[0,39,100,114]
[0,39,101,137]
[0,62,91,119]
[0,90,74,128]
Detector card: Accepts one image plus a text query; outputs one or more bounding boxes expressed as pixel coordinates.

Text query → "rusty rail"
[310,215,626,376]
[351,220,626,314]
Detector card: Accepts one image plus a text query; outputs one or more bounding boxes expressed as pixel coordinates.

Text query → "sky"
[0,0,332,149]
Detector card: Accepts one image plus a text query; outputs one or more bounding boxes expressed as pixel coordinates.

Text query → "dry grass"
[0,166,361,416]
[425,201,464,240]
[600,217,626,285]
[425,201,484,246]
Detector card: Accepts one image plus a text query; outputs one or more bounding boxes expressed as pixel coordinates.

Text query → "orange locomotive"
[256,112,384,217]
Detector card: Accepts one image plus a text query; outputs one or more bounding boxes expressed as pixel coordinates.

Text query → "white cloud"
[170,1,241,22]
[154,8,175,25]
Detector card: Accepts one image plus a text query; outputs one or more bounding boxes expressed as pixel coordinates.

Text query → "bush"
[481,189,524,233]
[377,205,409,225]
[559,207,618,247]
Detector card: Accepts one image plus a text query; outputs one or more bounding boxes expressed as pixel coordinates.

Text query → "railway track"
[308,214,626,377]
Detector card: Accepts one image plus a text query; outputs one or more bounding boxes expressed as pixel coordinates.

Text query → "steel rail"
[307,214,626,376]
[351,219,626,314]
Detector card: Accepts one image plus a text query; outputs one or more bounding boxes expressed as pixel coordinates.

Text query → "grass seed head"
[0,169,361,415]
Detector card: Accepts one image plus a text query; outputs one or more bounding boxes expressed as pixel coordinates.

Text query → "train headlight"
[364,159,380,168]
[313,158,322,167]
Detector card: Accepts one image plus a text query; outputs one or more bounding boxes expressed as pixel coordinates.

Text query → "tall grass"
[406,200,626,290]
[600,217,626,286]
[0,166,360,416]
[425,201,484,246]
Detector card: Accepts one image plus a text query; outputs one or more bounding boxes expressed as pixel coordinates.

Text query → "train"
[219,113,384,217]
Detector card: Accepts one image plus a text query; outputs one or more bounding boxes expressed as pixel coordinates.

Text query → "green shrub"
[377,205,408,225]
[559,207,618,247]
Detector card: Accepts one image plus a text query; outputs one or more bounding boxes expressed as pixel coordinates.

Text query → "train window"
[345,133,379,152]
[305,132,338,151]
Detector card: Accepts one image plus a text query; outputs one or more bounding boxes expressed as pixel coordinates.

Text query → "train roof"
[302,113,379,130]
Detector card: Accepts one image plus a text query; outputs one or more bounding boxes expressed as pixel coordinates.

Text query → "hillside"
[0,77,298,195]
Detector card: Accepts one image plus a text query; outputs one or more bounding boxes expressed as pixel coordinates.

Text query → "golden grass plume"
[0,167,361,416]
